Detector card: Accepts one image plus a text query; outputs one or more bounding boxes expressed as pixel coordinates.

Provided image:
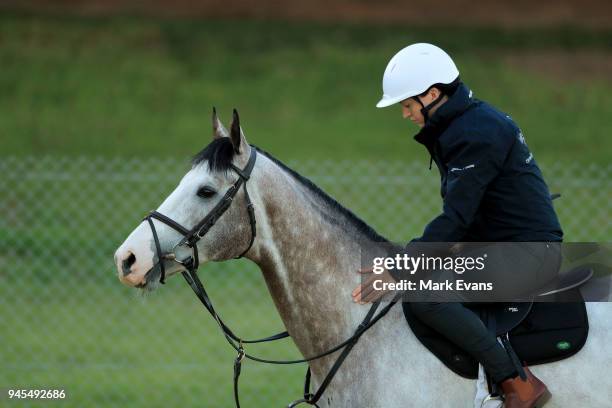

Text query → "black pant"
[407,242,561,383]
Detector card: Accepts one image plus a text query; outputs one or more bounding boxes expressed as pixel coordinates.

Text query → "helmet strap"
[414,91,446,122]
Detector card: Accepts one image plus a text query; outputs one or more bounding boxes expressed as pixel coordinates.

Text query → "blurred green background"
[1,6,611,408]
[1,13,611,163]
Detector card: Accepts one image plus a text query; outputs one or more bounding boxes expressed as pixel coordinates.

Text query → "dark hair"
[419,76,461,97]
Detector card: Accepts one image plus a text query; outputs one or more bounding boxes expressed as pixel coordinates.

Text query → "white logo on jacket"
[450,164,475,172]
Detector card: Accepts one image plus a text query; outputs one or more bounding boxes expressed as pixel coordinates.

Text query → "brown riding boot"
[500,366,552,408]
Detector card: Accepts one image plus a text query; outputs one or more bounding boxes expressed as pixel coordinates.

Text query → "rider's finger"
[362,286,384,303]
[357,266,374,274]
[352,284,362,298]
[358,280,377,304]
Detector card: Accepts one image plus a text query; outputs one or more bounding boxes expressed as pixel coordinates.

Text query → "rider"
[352,43,563,408]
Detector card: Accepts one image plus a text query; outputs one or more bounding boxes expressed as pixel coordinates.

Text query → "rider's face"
[400,88,440,128]
[400,98,425,128]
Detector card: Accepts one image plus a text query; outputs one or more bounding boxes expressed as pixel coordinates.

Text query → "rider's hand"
[351,267,396,304]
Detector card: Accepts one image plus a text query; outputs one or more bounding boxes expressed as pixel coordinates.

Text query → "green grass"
[0,270,306,407]
[0,14,611,163]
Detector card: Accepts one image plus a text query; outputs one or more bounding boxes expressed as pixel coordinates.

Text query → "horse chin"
[139,260,184,291]
[136,279,159,292]
[140,266,162,290]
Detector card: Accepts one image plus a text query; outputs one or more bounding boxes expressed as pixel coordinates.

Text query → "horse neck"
[245,156,389,366]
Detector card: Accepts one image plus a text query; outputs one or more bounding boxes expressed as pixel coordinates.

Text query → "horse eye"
[197,186,217,199]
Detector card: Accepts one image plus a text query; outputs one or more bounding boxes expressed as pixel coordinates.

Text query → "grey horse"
[115,110,612,407]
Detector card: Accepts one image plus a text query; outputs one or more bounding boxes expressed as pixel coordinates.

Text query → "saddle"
[403,266,592,381]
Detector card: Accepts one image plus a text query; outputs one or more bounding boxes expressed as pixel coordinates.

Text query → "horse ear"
[229,108,248,155]
[212,107,229,140]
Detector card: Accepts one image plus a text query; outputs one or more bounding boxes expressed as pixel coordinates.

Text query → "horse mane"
[192,138,388,243]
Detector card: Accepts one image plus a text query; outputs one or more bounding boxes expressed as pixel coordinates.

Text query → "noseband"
[143,147,257,284]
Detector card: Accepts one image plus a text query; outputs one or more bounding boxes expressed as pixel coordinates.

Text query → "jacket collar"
[414,83,474,146]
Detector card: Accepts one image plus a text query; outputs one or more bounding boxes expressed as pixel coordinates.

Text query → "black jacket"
[411,83,563,243]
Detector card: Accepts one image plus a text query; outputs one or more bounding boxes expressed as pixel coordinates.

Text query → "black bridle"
[144,147,258,285]
[141,146,398,407]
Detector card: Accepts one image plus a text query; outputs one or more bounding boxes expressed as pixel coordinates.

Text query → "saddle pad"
[402,288,589,379]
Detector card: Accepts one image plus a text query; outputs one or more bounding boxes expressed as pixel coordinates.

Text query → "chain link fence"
[1,156,610,407]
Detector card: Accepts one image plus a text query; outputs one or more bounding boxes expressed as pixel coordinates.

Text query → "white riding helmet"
[376,43,459,108]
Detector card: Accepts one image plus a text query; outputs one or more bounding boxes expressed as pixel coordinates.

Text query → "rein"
[183,265,400,408]
[142,147,399,407]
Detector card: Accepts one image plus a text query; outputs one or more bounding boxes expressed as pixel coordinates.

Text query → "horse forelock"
[191,137,236,173]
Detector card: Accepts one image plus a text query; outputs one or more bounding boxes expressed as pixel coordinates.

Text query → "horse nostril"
[122,252,136,276]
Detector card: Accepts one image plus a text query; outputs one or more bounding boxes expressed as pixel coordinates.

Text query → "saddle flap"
[537,266,593,297]
[403,290,588,380]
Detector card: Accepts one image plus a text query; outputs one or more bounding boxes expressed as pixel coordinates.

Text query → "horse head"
[114,108,257,289]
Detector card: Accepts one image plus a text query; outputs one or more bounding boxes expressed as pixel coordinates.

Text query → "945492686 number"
[6,389,66,400]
